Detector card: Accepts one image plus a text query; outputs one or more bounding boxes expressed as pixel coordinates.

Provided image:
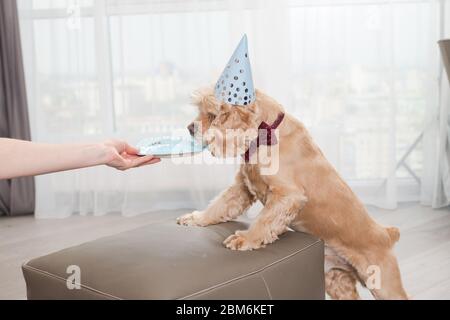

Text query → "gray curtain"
[0,0,35,216]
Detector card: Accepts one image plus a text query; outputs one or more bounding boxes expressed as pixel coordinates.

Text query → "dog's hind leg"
[339,247,408,300]
[324,246,361,300]
[326,269,361,300]
[330,229,407,300]
[359,251,408,300]
[177,172,256,227]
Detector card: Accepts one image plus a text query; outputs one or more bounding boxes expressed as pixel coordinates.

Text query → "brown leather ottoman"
[22,219,324,300]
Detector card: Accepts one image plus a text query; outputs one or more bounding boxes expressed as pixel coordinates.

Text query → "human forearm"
[0,139,113,179]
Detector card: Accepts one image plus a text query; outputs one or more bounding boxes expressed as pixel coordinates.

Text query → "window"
[18,0,440,185]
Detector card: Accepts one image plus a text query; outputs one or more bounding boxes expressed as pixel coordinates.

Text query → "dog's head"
[187,86,260,158]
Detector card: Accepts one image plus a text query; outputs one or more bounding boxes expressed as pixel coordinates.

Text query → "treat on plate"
[137,136,205,158]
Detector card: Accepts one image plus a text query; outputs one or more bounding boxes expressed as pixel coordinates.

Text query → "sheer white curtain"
[17,0,442,218]
[422,0,450,209]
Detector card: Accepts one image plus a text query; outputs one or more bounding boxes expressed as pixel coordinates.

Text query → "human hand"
[102,140,161,171]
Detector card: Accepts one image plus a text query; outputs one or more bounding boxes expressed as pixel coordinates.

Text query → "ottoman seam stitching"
[260,275,273,300]
[179,239,323,300]
[22,265,121,300]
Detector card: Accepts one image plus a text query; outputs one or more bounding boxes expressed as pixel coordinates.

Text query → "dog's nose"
[188,123,196,137]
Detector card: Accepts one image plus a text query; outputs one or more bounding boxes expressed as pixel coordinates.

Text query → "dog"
[177,87,408,300]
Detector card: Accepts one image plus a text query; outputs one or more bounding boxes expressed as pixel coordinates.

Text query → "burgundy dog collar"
[243,113,285,163]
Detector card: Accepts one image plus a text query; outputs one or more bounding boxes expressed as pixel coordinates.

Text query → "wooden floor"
[0,204,449,300]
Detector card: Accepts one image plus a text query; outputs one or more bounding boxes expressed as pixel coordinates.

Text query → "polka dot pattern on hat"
[215,35,256,107]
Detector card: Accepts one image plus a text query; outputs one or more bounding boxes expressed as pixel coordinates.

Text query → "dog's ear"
[220,103,231,113]
[234,105,258,126]
[245,102,257,114]
[252,89,284,116]
[235,107,250,123]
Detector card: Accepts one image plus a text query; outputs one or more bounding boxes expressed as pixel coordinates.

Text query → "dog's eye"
[207,113,216,121]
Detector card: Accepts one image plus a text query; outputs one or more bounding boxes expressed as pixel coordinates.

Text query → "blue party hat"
[215,35,256,106]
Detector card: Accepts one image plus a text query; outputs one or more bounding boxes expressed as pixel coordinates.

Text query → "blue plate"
[137,136,206,158]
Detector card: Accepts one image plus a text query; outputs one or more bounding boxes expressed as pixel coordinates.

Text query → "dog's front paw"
[176,211,208,227]
[224,231,263,251]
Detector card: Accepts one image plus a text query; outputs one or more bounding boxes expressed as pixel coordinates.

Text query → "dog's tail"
[386,227,401,246]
